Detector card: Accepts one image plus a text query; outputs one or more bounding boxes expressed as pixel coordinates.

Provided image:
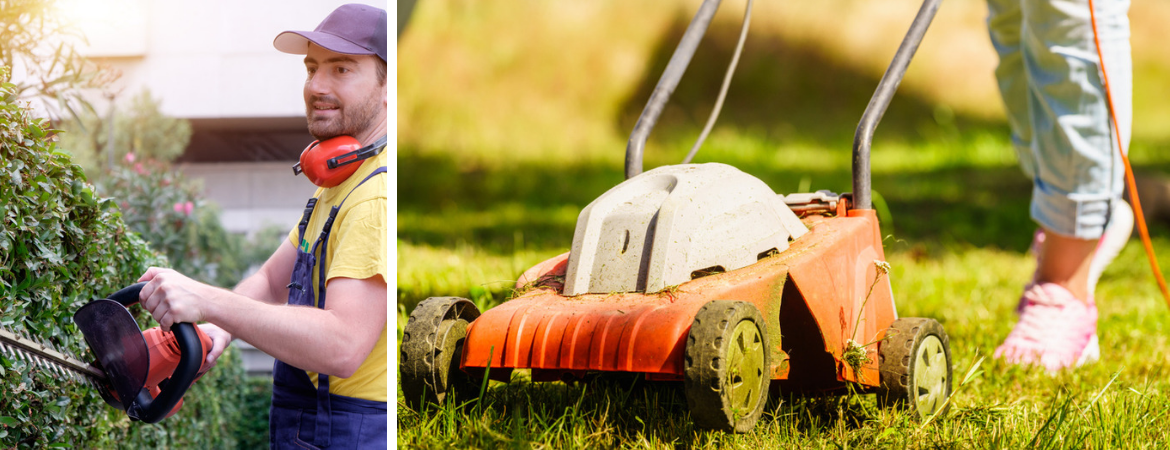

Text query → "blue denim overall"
[270,166,387,449]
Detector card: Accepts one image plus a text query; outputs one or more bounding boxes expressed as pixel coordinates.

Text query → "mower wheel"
[877,317,952,418]
[400,297,482,410]
[683,300,771,433]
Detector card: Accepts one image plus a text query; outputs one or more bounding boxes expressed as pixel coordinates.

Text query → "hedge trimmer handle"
[106,282,149,308]
[98,282,209,423]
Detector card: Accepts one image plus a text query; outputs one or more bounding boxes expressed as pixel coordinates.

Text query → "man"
[136,4,388,448]
[987,0,1133,371]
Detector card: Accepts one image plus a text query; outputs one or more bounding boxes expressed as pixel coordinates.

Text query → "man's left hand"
[138,267,216,332]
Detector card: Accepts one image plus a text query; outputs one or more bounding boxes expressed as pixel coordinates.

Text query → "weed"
[842,260,893,378]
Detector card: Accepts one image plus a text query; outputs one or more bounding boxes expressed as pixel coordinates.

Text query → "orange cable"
[1087,0,1170,305]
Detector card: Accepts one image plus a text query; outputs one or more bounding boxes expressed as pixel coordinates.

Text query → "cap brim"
[273,31,376,57]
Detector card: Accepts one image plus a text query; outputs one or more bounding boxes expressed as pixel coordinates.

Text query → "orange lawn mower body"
[400,0,952,432]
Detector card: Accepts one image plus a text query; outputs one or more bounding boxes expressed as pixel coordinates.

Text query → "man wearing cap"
[134,4,389,448]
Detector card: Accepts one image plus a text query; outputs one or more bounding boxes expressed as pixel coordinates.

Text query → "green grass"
[396,132,1170,448]
[397,2,1170,447]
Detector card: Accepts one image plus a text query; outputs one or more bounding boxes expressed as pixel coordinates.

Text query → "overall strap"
[296,198,319,250]
[286,198,319,294]
[310,165,386,447]
[315,166,387,310]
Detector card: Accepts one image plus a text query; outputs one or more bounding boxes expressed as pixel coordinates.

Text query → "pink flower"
[124,152,135,164]
[134,163,145,175]
[174,201,194,216]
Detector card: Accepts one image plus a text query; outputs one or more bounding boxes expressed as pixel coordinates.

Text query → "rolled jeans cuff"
[1031,185,1115,240]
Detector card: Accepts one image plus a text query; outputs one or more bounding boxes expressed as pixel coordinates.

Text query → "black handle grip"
[107,282,147,307]
[128,322,203,423]
[105,282,203,423]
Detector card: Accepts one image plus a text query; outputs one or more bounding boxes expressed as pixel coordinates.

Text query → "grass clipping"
[842,260,891,377]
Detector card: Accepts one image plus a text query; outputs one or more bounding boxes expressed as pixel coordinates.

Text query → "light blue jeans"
[987,0,1131,240]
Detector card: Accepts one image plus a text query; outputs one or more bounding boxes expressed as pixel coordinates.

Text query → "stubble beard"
[306,93,382,141]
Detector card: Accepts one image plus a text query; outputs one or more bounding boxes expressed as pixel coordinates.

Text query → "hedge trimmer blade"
[0,326,106,387]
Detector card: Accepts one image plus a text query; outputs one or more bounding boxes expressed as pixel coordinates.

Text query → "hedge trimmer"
[0,283,211,423]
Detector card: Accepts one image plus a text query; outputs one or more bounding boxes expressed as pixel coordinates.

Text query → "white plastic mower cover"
[563,163,809,295]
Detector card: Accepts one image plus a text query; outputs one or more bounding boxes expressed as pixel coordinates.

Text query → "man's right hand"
[197,323,233,368]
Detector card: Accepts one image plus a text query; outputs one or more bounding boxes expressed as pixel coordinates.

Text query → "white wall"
[60,0,388,118]
[179,162,318,235]
[53,0,388,239]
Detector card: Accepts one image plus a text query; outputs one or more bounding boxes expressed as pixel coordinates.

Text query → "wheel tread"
[684,300,771,433]
[876,317,952,418]
[400,297,482,410]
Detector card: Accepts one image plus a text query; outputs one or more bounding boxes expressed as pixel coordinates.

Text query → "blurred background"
[58,0,386,236]
[396,0,1170,312]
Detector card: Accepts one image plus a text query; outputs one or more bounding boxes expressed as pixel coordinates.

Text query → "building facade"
[65,0,385,235]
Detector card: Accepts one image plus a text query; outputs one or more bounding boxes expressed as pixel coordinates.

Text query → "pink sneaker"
[995,282,1099,371]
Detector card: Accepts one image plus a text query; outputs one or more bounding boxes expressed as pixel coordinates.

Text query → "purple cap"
[273,3,387,63]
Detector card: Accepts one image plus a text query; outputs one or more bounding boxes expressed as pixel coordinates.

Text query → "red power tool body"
[75,283,213,423]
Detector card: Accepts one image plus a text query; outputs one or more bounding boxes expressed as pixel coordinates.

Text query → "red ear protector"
[292,135,385,187]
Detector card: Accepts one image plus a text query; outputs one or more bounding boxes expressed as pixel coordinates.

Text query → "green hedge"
[0,72,266,447]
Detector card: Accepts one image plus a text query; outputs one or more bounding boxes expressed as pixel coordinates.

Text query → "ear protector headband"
[292,135,386,187]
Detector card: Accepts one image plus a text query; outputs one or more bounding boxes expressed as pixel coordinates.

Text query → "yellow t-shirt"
[286,150,388,402]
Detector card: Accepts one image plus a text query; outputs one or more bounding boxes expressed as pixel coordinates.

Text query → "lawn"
[397,133,1170,449]
[396,1,1170,448]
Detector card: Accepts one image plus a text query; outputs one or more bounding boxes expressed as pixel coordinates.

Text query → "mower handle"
[625,0,723,180]
[851,0,942,210]
[104,282,206,424]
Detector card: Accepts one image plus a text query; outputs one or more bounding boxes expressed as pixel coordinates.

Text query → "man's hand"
[138,267,217,332]
[197,323,233,368]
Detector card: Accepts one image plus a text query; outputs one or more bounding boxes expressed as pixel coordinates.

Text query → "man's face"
[302,44,386,141]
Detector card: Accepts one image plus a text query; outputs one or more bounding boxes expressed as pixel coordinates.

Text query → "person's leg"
[1021,0,1130,244]
[993,0,1131,371]
[987,0,1034,177]
[1027,0,1131,298]
[1032,198,1133,300]
[1036,230,1097,301]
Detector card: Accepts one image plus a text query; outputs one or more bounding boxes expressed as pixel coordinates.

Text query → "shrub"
[0,70,260,447]
[96,154,251,287]
[57,89,191,177]
[60,86,278,289]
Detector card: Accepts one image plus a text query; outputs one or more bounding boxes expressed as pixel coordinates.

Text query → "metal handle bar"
[625,0,723,180]
[851,0,942,210]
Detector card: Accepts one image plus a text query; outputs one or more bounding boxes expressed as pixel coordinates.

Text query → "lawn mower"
[401,0,951,432]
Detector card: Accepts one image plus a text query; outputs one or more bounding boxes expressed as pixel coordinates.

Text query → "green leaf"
[0,416,18,426]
